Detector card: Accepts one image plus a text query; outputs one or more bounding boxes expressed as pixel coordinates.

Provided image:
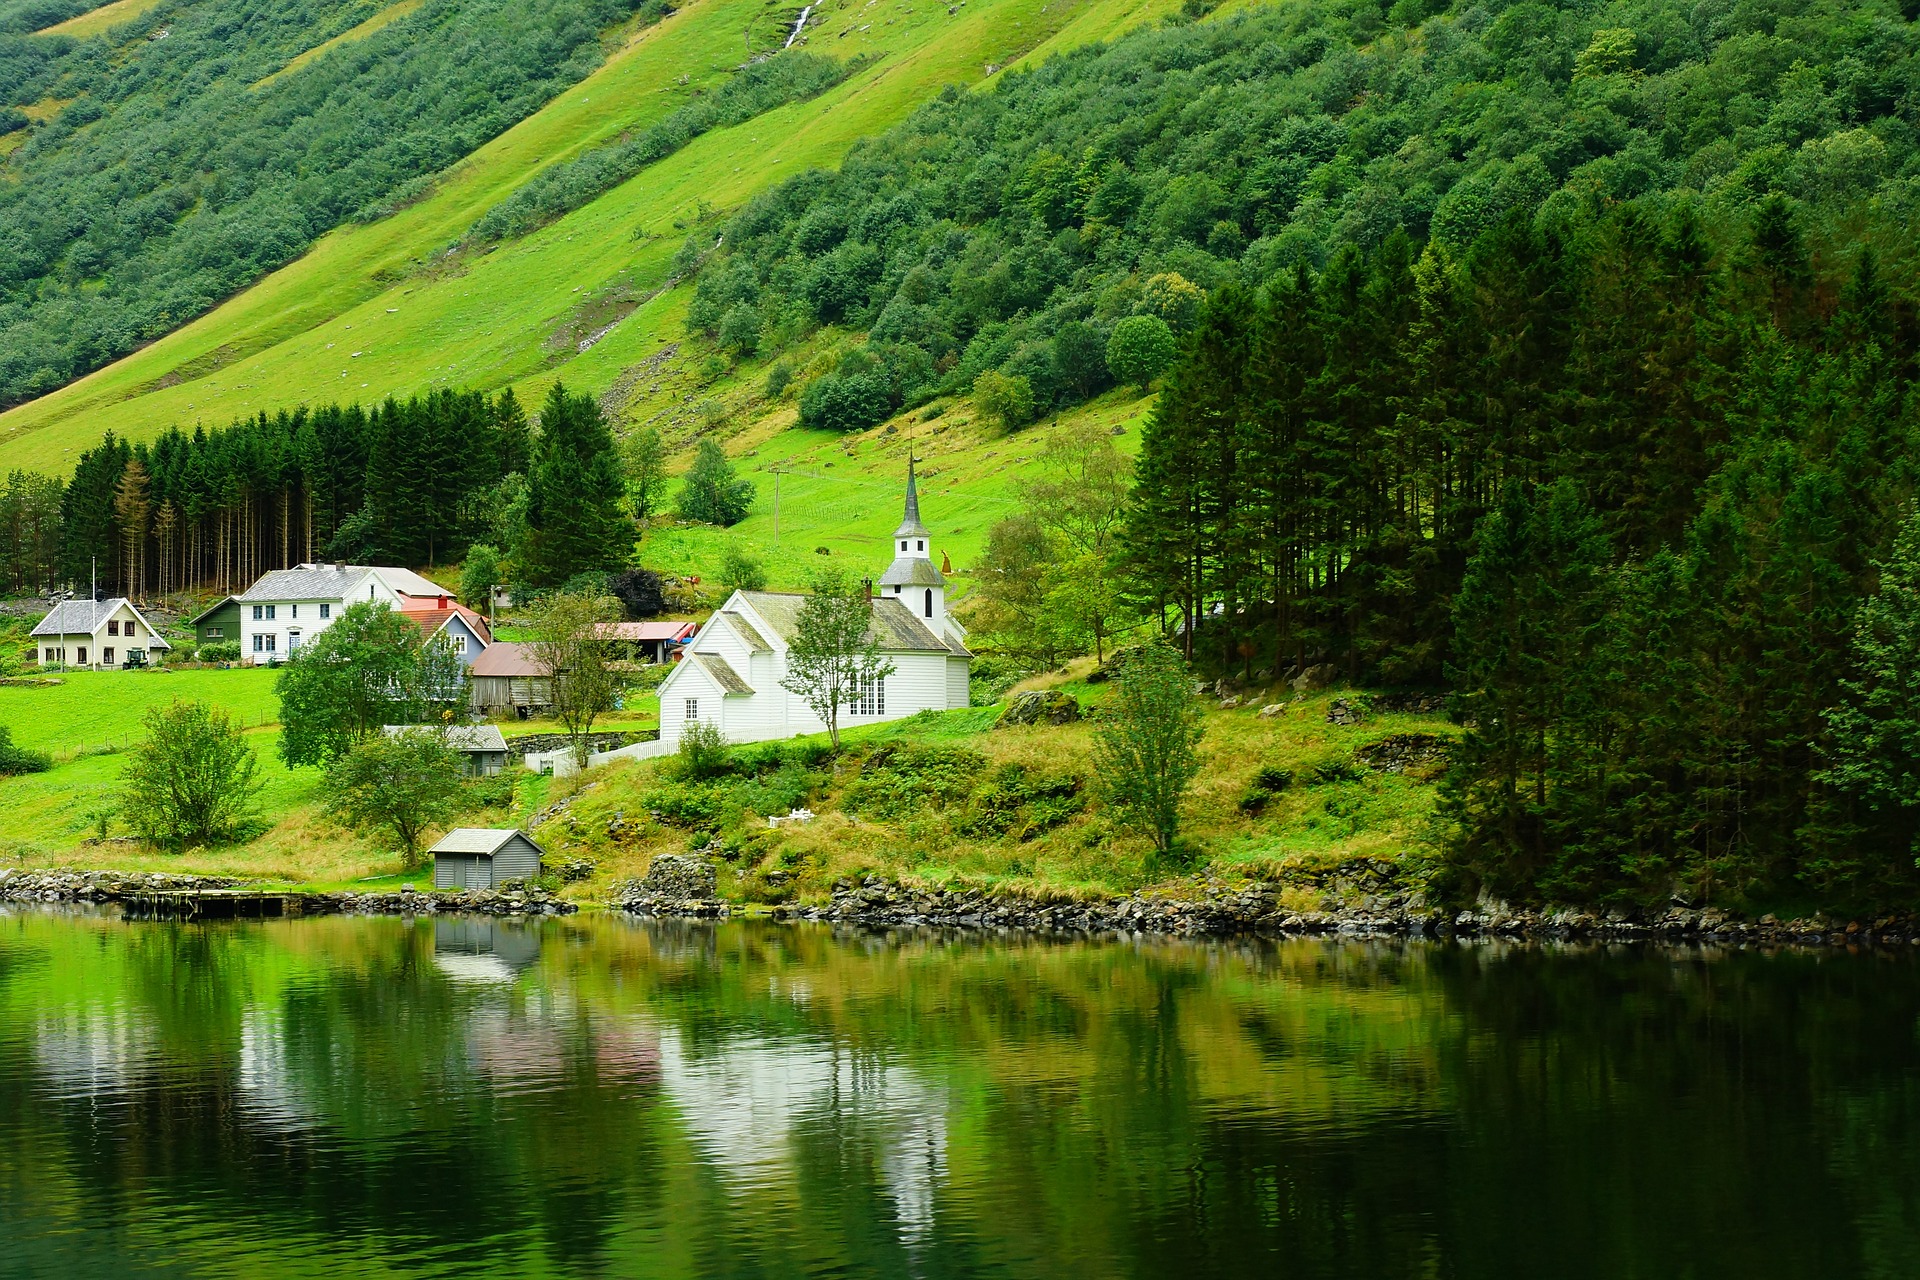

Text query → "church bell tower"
[879,455,947,631]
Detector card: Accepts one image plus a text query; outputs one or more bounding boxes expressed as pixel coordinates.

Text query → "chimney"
[438,594,449,609]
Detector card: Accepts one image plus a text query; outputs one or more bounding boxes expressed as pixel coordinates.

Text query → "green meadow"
[0,0,1180,476]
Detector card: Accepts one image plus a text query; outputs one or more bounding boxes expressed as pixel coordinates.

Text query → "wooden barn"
[430,828,544,890]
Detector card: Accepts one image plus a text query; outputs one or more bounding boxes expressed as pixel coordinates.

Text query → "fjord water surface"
[1,910,1916,1278]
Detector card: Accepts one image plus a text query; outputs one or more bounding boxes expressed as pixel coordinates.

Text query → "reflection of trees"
[2,914,1919,1276]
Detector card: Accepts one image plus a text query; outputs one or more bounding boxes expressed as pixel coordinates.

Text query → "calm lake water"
[2,911,1918,1279]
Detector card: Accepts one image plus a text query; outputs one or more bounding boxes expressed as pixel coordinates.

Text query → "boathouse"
[430,828,545,890]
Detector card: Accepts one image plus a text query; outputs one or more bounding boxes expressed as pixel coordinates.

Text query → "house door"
[287,629,302,654]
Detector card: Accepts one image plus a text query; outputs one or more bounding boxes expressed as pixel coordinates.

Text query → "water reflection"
[0,910,1917,1278]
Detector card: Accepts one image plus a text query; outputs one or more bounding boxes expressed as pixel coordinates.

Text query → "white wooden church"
[655,462,971,748]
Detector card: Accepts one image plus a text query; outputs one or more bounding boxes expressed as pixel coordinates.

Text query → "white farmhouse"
[235,563,451,663]
[31,598,172,669]
[655,464,970,748]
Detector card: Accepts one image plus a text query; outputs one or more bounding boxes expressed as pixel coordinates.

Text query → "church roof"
[736,591,965,655]
[893,456,930,539]
[879,556,947,588]
[692,652,754,694]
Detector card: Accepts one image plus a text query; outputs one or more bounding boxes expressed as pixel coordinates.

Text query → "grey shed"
[430,828,545,890]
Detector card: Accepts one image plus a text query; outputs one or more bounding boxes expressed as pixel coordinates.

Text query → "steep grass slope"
[0,0,1180,474]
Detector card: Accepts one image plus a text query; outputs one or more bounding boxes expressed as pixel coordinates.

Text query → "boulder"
[998,689,1081,727]
[1325,697,1367,726]
[1255,703,1287,719]
[1291,663,1337,692]
[615,854,729,918]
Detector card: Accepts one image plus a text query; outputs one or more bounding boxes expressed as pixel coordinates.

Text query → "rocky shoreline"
[614,859,1920,948]
[0,870,576,917]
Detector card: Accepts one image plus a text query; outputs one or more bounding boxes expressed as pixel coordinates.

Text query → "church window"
[924,589,933,618]
[851,678,885,716]
[685,698,700,723]
[917,540,924,551]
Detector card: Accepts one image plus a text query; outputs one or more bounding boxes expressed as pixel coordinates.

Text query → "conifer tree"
[518,382,631,586]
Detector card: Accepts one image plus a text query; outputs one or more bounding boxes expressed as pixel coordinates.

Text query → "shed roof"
[693,652,754,694]
[430,828,543,856]
[595,621,698,641]
[187,596,239,626]
[469,641,545,678]
[382,724,509,752]
[31,598,172,646]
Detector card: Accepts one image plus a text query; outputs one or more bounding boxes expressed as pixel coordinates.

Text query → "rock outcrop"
[613,855,729,918]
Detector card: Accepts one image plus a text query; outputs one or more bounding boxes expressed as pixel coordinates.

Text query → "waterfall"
[783,3,812,49]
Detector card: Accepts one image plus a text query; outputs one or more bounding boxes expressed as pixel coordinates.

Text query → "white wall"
[239,572,401,663]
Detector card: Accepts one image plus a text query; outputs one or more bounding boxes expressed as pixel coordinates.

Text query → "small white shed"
[430,828,545,890]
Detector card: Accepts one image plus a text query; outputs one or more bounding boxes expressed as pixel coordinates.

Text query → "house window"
[320,603,330,619]
[205,627,222,638]
[685,698,699,723]
[103,647,114,664]
[43,650,52,664]
[76,647,87,665]
[455,635,468,654]
[851,678,885,717]
[254,635,277,654]
[924,589,933,618]
[266,605,276,621]
[252,605,263,620]
[290,604,299,619]
[107,620,118,636]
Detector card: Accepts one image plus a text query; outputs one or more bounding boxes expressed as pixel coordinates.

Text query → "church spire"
[894,451,930,539]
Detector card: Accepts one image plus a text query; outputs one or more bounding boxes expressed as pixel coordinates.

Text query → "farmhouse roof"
[430,828,542,856]
[469,641,545,678]
[399,600,493,646]
[238,564,372,602]
[31,598,172,647]
[375,567,452,599]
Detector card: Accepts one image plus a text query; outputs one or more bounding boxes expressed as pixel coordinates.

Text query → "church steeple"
[879,453,948,628]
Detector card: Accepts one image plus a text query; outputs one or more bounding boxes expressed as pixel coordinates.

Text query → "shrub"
[677,439,755,526]
[677,720,731,780]
[799,367,895,432]
[717,303,761,356]
[0,725,51,776]
[972,369,1036,430]
[1091,640,1204,856]
[198,641,241,663]
[719,543,768,596]
[959,762,1084,839]
[841,744,986,820]
[119,701,262,848]
[611,567,667,618]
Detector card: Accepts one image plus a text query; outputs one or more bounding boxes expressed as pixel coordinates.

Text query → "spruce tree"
[518,382,631,585]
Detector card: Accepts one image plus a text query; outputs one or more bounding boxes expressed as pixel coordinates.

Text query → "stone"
[1255,703,1286,719]
[997,689,1080,727]
[1218,695,1242,709]
[1325,697,1366,725]
[1291,663,1337,692]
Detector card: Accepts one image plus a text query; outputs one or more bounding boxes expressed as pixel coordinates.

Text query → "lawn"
[0,667,281,757]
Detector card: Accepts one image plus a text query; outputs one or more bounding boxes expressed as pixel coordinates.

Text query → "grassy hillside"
[0,0,1181,474]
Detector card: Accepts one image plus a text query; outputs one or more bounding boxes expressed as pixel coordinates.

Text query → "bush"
[168,645,198,665]
[677,719,731,780]
[841,744,986,820]
[717,303,761,356]
[198,641,241,663]
[973,370,1036,430]
[611,567,667,618]
[719,544,768,596]
[677,438,755,526]
[0,725,51,776]
[799,368,895,432]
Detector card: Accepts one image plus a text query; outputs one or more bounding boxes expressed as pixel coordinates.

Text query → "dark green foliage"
[841,744,986,820]
[469,52,858,244]
[1,0,650,408]
[1091,640,1204,856]
[0,723,50,775]
[676,438,754,526]
[610,567,666,618]
[956,762,1083,840]
[679,0,1920,429]
[276,602,469,768]
[517,382,631,585]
